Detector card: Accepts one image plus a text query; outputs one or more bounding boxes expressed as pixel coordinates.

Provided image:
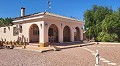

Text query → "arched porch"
[29,24,39,43]
[63,26,71,42]
[74,27,80,41]
[48,24,59,43]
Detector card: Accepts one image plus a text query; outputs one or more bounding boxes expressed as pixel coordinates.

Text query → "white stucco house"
[0,7,84,47]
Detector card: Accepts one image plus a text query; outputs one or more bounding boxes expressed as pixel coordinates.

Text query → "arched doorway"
[63,26,71,42]
[48,24,58,43]
[74,27,80,41]
[29,24,39,43]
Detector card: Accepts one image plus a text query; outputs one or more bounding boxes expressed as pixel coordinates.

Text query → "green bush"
[97,32,118,42]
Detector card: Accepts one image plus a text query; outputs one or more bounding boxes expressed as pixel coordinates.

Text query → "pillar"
[71,29,74,42]
[39,22,49,47]
[80,28,83,40]
[59,28,63,43]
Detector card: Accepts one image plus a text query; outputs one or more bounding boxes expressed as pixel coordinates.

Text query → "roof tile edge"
[12,12,84,24]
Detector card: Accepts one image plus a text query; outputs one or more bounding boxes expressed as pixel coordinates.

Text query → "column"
[59,28,63,43]
[80,29,83,40]
[71,30,74,42]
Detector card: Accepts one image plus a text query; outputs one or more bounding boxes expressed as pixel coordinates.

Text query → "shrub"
[97,32,118,42]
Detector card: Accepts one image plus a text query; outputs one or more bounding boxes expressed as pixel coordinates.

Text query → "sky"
[0,0,120,20]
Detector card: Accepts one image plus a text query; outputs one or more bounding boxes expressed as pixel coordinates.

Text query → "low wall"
[96,42,120,44]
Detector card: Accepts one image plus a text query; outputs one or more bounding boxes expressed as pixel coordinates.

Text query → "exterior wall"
[0,21,44,43]
[0,26,17,41]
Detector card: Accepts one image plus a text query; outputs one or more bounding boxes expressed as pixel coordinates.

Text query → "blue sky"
[0,0,120,20]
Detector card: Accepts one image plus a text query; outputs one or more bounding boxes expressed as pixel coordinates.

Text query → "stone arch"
[63,26,71,42]
[29,24,39,43]
[48,24,59,43]
[74,27,80,41]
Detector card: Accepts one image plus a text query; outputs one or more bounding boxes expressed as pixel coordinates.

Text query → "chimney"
[21,7,25,16]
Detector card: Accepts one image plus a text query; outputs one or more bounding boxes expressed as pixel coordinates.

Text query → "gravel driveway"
[0,47,95,66]
[0,44,120,66]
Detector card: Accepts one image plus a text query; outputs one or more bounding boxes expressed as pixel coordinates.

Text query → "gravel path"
[0,47,95,66]
[0,44,120,66]
[84,44,120,66]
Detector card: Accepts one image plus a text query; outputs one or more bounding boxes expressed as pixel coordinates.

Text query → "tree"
[0,18,13,27]
[84,5,113,41]
[100,9,120,42]
[84,5,120,42]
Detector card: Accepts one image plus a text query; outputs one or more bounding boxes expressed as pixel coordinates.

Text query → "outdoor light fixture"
[45,23,48,27]
[61,23,62,28]
[40,24,42,29]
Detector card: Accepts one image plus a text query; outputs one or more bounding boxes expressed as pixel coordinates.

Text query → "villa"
[0,7,84,47]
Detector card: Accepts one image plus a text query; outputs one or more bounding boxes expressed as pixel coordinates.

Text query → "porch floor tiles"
[14,42,95,52]
[15,45,54,52]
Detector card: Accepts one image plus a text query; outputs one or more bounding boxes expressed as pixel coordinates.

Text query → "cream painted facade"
[0,12,84,46]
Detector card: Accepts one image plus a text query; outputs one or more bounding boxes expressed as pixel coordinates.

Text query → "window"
[4,28,6,33]
[33,30,39,36]
[33,25,39,36]
[13,27,19,36]
[49,28,53,36]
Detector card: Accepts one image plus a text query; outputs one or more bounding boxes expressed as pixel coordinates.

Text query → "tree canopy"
[84,5,120,42]
[0,18,13,27]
